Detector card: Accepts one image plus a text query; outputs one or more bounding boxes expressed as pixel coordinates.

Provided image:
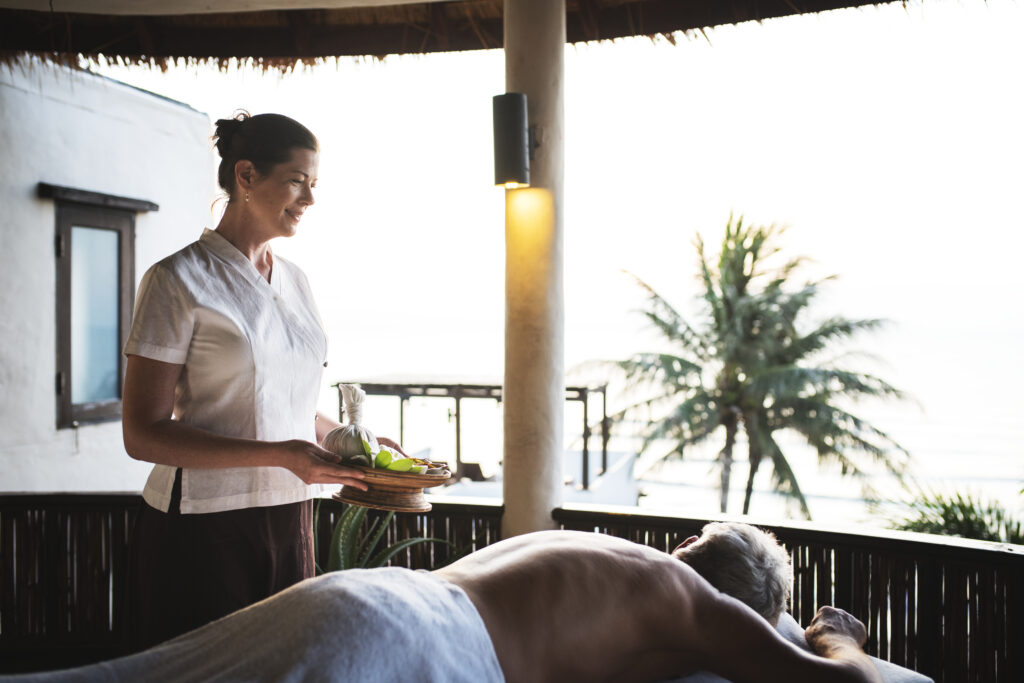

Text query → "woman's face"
[248,146,319,239]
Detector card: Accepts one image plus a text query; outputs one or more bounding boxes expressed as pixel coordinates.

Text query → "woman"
[122,112,400,649]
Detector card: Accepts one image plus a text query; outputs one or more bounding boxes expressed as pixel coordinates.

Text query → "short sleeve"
[123,262,195,364]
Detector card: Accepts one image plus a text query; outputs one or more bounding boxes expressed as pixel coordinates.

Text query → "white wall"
[0,59,214,492]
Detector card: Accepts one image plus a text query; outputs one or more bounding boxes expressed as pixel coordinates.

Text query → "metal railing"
[2,493,1021,681]
[334,380,610,486]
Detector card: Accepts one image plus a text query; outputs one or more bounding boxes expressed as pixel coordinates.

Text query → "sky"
[94,0,1024,524]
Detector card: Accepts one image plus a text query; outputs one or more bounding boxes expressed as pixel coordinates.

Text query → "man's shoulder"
[512,529,689,560]
[514,530,699,583]
[517,529,652,547]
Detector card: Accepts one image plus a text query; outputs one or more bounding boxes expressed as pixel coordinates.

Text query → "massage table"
[4,568,931,682]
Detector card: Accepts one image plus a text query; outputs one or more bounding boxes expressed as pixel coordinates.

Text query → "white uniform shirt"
[125,229,327,514]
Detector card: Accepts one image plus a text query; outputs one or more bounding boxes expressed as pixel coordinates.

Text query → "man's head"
[672,522,792,625]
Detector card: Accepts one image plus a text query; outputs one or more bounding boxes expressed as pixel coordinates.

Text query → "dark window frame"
[42,183,157,429]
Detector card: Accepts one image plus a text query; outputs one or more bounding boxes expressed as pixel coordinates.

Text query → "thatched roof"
[1,0,904,68]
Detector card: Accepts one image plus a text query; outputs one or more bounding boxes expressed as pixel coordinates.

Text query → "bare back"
[433,530,876,683]
[434,530,730,682]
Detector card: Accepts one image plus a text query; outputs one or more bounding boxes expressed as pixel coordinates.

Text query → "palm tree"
[616,216,909,518]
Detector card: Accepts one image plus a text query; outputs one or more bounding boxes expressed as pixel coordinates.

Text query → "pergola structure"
[4,6,1024,680]
[1,0,907,537]
[2,1,901,63]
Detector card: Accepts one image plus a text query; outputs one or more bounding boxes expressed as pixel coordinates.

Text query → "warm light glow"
[503,181,529,189]
[506,188,555,258]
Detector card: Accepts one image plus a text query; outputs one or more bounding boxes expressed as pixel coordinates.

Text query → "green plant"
[891,488,1024,544]
[314,500,450,573]
[613,216,909,518]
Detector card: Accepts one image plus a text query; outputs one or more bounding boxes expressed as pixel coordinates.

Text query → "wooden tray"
[333,465,451,512]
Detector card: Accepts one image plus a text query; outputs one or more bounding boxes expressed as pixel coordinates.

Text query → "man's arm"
[695,594,882,683]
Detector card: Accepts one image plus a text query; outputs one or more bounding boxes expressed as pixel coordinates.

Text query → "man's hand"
[804,607,881,683]
[805,606,868,649]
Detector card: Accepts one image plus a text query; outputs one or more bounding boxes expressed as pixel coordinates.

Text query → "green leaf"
[374,448,395,469]
[385,458,415,472]
[366,536,451,569]
[327,504,367,571]
[357,511,394,567]
[312,498,323,576]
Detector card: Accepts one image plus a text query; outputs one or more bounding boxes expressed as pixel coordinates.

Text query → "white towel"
[7,568,504,683]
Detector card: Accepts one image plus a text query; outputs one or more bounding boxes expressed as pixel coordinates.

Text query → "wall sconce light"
[493,92,533,188]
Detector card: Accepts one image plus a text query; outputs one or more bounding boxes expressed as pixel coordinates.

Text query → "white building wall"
[0,59,214,492]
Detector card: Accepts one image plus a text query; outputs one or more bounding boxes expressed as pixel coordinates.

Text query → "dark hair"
[212,111,319,200]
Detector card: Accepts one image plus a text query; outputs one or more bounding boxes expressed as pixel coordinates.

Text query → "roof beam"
[0,0,438,16]
[0,0,908,63]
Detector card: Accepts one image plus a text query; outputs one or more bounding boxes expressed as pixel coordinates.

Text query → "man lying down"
[9,522,932,683]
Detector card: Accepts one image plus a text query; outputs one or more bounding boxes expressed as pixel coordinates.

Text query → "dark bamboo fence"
[0,493,503,674]
[554,504,1024,683]
[2,493,1022,681]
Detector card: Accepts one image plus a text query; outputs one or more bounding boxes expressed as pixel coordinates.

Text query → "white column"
[502,0,566,537]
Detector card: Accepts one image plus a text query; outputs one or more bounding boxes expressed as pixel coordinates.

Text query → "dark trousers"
[131,470,314,651]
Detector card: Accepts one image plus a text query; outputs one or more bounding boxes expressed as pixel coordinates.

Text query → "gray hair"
[674,522,792,624]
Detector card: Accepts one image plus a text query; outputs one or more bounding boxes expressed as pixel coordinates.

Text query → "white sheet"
[6,568,504,683]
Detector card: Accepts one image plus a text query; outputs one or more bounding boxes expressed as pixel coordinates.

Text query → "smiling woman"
[214,112,319,247]
[216,148,318,280]
[236,143,317,237]
[118,111,410,650]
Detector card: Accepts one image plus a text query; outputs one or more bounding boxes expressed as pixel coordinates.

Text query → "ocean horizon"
[353,391,1024,532]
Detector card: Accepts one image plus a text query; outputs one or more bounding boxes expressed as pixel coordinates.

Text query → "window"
[41,183,157,428]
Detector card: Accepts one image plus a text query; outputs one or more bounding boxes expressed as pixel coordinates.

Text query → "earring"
[245,191,250,202]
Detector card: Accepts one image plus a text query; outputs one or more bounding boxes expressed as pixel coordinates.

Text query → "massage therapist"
[121,112,401,649]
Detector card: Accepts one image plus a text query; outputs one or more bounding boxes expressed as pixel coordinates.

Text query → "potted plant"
[314,500,451,572]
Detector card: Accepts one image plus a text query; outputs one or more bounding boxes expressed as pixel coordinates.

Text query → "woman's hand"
[283,440,368,490]
[377,436,408,457]
[123,359,371,488]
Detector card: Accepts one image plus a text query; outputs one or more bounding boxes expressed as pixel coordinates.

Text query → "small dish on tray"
[333,465,451,512]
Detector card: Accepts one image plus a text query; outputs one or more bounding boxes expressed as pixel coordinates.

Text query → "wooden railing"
[2,493,1022,681]
[554,504,1024,683]
[0,493,504,674]
[0,494,136,671]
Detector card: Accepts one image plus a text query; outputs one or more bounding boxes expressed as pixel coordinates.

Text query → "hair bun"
[212,110,251,156]
[211,110,317,201]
